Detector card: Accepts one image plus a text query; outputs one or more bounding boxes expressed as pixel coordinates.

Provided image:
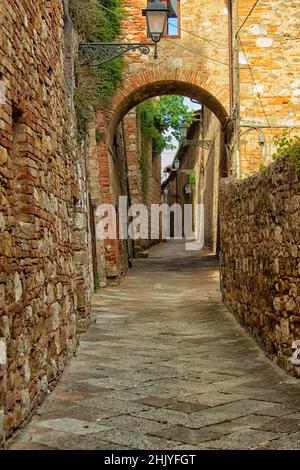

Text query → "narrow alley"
[10,242,300,450]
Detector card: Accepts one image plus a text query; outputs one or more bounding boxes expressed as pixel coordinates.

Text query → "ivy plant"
[137,96,195,156]
[69,0,125,140]
[136,96,195,194]
[272,130,300,170]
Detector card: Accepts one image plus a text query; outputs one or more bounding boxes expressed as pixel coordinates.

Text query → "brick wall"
[107,0,230,147]
[123,108,162,254]
[103,1,300,178]
[0,0,92,445]
[220,158,300,377]
[92,105,162,267]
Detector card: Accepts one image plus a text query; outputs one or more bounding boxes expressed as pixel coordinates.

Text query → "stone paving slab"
[195,429,285,450]
[151,425,225,445]
[9,241,300,450]
[95,429,184,450]
[35,417,113,435]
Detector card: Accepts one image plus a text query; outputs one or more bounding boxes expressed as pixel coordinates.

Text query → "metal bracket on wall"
[179,169,194,175]
[79,42,152,66]
[197,140,215,150]
[185,140,215,150]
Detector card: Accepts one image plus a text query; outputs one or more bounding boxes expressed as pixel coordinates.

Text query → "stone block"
[0,339,6,366]
[106,266,119,278]
[14,273,23,303]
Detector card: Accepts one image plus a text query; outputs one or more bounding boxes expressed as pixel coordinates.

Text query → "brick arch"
[107,67,229,146]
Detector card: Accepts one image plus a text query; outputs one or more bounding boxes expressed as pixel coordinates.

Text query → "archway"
[106,67,230,148]
[90,70,231,283]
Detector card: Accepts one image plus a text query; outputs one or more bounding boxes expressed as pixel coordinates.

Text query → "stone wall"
[220,158,300,377]
[86,109,130,286]
[236,0,300,175]
[198,108,224,253]
[163,107,223,253]
[0,0,92,445]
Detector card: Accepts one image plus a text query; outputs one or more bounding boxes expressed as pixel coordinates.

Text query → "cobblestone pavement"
[10,241,300,450]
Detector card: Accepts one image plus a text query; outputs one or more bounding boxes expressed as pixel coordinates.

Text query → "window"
[166,1,180,38]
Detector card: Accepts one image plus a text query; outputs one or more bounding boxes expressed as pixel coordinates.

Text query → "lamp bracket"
[180,169,194,175]
[79,42,152,66]
[197,140,215,150]
[185,139,215,150]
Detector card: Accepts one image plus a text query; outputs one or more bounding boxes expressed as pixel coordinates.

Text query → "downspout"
[228,0,234,113]
[231,0,241,179]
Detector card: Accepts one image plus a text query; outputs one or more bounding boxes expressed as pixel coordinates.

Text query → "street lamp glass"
[185,184,191,195]
[174,157,180,170]
[143,1,169,43]
[179,123,188,139]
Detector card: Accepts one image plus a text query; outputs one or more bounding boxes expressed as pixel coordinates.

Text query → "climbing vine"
[69,0,125,140]
[137,96,195,156]
[272,131,300,170]
[189,170,196,188]
[136,100,165,157]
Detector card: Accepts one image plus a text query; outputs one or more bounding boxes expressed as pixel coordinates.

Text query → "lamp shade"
[184,183,192,195]
[174,157,180,170]
[179,123,188,139]
[143,1,169,43]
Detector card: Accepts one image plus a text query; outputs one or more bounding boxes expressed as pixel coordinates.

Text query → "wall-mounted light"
[184,183,192,195]
[258,133,265,146]
[143,1,169,59]
[80,0,173,66]
[179,123,188,139]
[173,157,180,171]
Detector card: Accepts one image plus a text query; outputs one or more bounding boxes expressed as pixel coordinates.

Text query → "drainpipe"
[228,0,234,113]
[231,0,241,179]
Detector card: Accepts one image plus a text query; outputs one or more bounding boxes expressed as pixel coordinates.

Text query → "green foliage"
[189,171,196,188]
[136,101,152,193]
[136,96,195,156]
[259,164,268,172]
[69,0,124,42]
[136,96,194,194]
[139,139,150,195]
[272,131,300,170]
[153,96,195,149]
[95,129,105,142]
[137,100,165,158]
[69,0,125,139]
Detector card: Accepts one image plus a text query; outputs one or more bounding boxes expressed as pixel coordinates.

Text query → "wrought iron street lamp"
[179,123,188,139]
[179,123,215,150]
[173,157,180,171]
[79,1,172,66]
[143,0,169,59]
[173,156,180,204]
[184,183,192,195]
